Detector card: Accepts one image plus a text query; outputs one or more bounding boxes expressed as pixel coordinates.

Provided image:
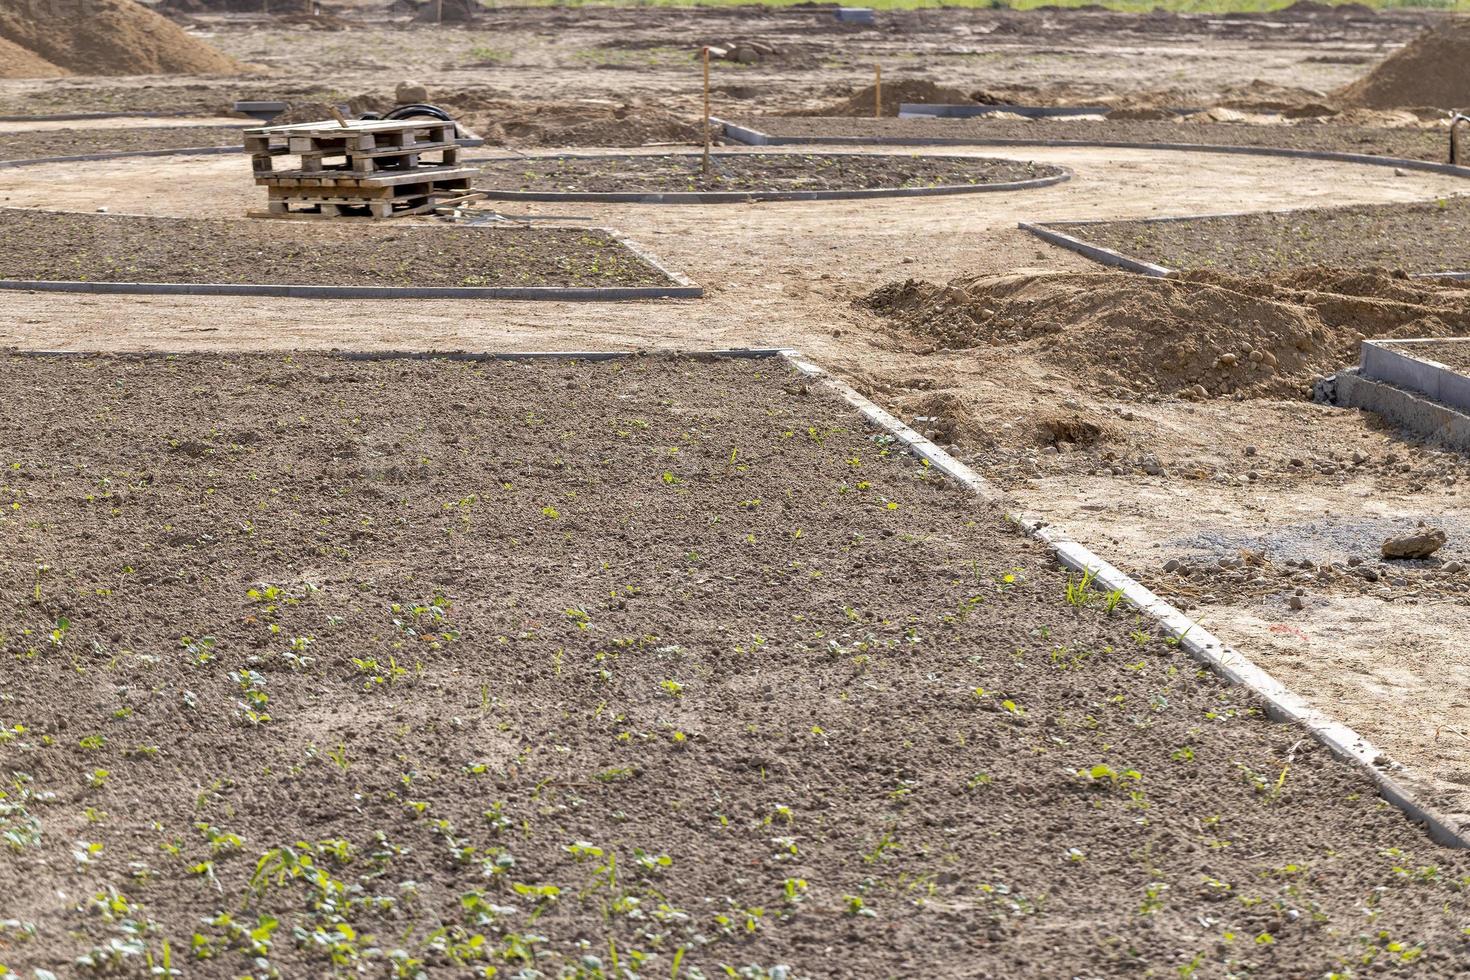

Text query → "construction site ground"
[7,3,1470,837]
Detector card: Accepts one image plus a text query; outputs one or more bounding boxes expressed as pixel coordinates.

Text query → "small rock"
[1443,560,1464,574]
[1163,558,1181,573]
[1382,526,1448,560]
[1394,167,1408,177]
[1288,595,1304,610]
[96,206,109,213]
[1244,445,1257,457]
[395,80,429,104]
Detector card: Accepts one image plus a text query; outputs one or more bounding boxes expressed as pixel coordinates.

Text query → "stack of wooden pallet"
[245,118,482,219]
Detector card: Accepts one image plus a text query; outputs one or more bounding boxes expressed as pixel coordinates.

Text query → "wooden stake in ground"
[436,0,443,23]
[874,63,882,118]
[703,46,712,175]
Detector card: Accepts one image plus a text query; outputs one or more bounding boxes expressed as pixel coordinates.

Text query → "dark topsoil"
[0,125,244,161]
[0,209,671,287]
[2,354,1470,979]
[1049,196,1470,275]
[726,116,1454,164]
[473,152,1061,194]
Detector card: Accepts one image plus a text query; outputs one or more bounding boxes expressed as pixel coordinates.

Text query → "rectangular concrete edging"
[1323,366,1470,453]
[778,350,1470,850]
[1017,222,1174,277]
[0,221,702,302]
[4,344,1461,847]
[1362,340,1470,414]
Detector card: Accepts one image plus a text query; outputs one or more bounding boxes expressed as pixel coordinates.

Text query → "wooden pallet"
[243,119,480,220]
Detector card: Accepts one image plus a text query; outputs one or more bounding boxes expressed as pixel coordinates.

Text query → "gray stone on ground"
[395,81,429,105]
[1381,526,1448,560]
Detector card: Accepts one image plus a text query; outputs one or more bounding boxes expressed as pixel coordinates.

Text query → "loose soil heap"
[5,353,1470,979]
[0,210,671,288]
[864,269,1470,400]
[1046,198,1470,277]
[0,31,61,78]
[0,0,240,77]
[801,78,976,117]
[474,152,1062,195]
[1337,18,1470,110]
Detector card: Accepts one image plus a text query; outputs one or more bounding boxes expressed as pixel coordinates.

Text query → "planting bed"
[474,152,1063,197]
[0,209,673,289]
[3,353,1470,978]
[1044,198,1470,276]
[723,117,1453,164]
[1390,339,1470,375]
[0,125,243,162]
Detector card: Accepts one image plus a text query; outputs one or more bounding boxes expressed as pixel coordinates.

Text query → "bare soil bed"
[726,117,1453,164]
[3,353,1470,978]
[0,209,671,288]
[0,125,243,161]
[1385,339,1470,375]
[1047,197,1470,276]
[473,151,1062,195]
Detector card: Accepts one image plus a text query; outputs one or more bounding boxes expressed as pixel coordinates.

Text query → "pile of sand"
[864,269,1470,400]
[801,78,975,117]
[0,32,61,77]
[0,0,240,78]
[1336,19,1470,110]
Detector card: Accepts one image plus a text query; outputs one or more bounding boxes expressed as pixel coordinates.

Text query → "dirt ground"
[9,353,1470,977]
[1046,197,1470,275]
[4,3,1470,959]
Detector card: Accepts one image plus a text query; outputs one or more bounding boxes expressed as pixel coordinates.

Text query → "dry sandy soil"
[4,1,1470,946]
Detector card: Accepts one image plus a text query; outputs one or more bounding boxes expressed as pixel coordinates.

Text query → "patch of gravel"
[0,208,672,288]
[474,151,1062,194]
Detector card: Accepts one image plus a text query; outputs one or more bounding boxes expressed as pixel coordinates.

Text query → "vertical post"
[437,0,443,22]
[874,63,882,118]
[703,46,712,175]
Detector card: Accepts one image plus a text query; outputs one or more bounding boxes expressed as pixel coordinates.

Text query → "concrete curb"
[0,144,242,170]
[1017,221,1173,276]
[0,224,702,302]
[781,349,1470,850]
[714,118,1470,180]
[474,151,1071,203]
[1320,366,1470,454]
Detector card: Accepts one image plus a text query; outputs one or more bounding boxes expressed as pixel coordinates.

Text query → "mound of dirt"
[0,0,240,76]
[863,269,1470,400]
[801,78,975,117]
[0,31,62,77]
[1337,19,1470,110]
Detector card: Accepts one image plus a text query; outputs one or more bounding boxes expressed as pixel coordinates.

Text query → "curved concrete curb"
[780,349,1470,850]
[472,151,1070,203]
[0,227,702,301]
[0,144,242,170]
[1021,210,1470,280]
[715,118,1470,180]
